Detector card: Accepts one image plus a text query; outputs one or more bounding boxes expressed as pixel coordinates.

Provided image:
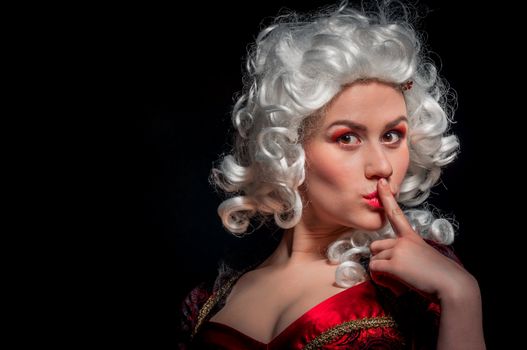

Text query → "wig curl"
[212,1,459,287]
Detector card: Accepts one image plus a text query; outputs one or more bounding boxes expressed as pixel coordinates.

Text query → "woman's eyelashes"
[331,129,361,145]
[381,129,405,145]
[331,129,406,147]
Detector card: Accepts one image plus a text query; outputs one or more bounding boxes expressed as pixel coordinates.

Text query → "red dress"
[178,242,457,349]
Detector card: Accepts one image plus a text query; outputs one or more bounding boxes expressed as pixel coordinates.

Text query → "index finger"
[377,178,414,238]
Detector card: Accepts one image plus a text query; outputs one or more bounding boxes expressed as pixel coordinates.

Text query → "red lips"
[363,191,378,199]
[363,191,383,209]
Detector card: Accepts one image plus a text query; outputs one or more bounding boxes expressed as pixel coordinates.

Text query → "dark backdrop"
[109,1,519,348]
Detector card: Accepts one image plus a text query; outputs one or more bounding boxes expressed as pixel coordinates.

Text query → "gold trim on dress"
[191,274,240,338]
[303,316,398,349]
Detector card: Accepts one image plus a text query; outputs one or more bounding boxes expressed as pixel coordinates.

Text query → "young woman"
[178,1,485,348]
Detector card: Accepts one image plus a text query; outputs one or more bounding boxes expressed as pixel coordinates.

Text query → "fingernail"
[379,178,387,187]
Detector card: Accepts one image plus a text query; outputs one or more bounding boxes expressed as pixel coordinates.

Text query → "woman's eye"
[382,130,403,144]
[337,133,360,145]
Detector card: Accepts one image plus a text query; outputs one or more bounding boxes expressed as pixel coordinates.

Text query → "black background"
[103,0,520,348]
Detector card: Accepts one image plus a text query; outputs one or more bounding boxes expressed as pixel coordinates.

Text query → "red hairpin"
[401,80,413,91]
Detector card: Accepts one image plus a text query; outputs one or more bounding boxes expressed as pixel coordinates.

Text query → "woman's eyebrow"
[327,116,408,130]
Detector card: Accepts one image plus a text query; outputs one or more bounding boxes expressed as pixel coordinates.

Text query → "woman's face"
[302,81,410,232]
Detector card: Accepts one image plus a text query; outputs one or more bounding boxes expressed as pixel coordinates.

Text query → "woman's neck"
[259,222,350,268]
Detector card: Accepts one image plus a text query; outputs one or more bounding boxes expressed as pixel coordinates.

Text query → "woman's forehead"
[322,82,407,126]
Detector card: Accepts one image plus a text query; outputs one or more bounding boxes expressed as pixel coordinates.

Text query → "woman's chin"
[352,214,387,232]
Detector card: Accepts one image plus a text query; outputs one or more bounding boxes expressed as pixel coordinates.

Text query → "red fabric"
[181,241,458,349]
[193,280,437,349]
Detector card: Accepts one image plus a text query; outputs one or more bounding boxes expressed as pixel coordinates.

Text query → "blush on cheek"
[307,154,359,190]
[392,146,410,189]
[398,146,410,172]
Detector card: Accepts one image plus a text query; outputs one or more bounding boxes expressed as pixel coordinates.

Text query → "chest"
[195,279,418,349]
[210,277,345,344]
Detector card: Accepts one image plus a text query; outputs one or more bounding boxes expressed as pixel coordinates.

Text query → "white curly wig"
[212,0,459,287]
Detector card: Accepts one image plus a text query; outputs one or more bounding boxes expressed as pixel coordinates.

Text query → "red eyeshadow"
[331,128,351,141]
[393,126,407,134]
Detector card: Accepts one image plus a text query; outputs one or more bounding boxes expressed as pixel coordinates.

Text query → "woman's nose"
[364,146,393,179]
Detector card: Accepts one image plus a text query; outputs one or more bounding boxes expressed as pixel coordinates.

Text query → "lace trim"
[303,316,397,350]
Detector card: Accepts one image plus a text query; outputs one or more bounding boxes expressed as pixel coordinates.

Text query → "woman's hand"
[370,179,486,349]
[369,178,477,301]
